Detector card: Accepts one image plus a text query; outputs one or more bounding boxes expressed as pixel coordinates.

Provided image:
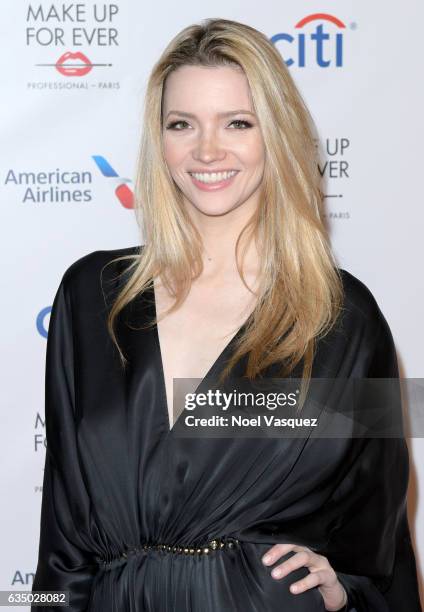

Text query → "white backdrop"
[1,1,423,608]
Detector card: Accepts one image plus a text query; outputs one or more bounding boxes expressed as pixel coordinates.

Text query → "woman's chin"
[186,200,242,218]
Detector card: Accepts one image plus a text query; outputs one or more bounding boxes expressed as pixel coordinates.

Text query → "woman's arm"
[381,505,421,609]
[31,275,98,611]
[333,307,421,612]
[335,503,421,611]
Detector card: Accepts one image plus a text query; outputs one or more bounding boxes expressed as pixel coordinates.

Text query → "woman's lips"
[189,172,239,191]
[56,52,92,76]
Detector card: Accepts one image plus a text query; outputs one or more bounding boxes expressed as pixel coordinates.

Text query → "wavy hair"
[103,17,344,410]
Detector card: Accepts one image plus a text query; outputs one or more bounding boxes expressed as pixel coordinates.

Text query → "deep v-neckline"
[150,280,252,434]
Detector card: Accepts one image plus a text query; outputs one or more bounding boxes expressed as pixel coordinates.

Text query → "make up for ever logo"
[25,3,123,89]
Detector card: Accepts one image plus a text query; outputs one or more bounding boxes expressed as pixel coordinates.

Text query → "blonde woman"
[32,18,421,612]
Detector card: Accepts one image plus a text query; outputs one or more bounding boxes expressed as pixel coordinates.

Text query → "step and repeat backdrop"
[1,1,423,608]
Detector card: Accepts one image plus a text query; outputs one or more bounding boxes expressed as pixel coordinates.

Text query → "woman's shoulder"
[336,267,394,346]
[338,267,381,316]
[60,244,142,293]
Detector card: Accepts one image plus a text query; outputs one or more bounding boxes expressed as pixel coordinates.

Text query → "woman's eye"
[165,120,190,130]
[228,119,253,129]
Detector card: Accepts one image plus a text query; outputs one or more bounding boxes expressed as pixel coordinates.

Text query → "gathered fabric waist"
[94,535,241,571]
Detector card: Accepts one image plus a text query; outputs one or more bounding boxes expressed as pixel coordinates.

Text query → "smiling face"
[161,65,266,218]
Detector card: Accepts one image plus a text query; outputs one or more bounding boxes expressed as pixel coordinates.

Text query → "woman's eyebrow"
[164,109,256,119]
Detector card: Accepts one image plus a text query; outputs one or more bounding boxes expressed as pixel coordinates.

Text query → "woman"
[32,18,421,612]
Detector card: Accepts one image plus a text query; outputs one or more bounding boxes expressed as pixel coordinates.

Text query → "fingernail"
[271,568,282,578]
[262,555,272,565]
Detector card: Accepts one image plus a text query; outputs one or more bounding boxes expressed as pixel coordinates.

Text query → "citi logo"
[37,307,51,339]
[271,13,347,67]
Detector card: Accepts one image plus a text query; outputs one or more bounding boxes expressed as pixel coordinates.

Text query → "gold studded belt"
[96,536,240,567]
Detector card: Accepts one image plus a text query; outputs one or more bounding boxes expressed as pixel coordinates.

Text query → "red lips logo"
[55,52,92,76]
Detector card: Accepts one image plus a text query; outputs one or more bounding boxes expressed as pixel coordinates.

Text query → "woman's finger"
[270,550,324,579]
[262,543,315,566]
[288,569,325,593]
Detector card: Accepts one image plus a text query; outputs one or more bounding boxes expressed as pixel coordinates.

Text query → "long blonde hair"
[103,18,344,409]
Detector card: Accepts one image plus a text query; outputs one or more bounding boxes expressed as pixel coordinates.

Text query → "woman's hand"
[262,543,348,611]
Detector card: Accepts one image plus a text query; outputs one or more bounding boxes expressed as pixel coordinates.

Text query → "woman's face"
[162,65,266,218]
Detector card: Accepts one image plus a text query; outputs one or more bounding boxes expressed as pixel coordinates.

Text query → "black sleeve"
[334,311,422,612]
[31,276,98,611]
[335,507,421,612]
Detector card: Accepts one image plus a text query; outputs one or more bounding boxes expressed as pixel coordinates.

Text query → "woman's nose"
[193,131,225,162]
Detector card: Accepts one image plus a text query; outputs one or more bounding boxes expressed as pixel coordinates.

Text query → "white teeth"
[190,170,238,184]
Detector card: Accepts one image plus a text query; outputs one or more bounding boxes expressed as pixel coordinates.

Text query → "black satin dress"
[32,246,421,612]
